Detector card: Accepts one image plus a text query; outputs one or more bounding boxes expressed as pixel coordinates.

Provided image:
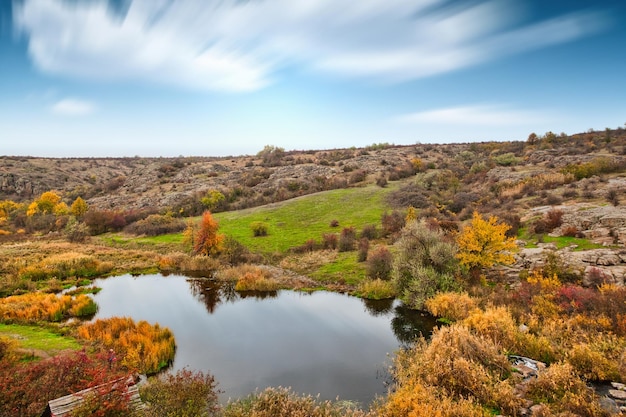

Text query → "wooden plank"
[48,376,145,416]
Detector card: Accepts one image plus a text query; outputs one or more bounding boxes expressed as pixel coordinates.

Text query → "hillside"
[2,129,625,218]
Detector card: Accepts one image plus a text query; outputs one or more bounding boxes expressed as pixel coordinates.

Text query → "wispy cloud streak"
[13,0,610,92]
[51,98,96,116]
[397,105,551,126]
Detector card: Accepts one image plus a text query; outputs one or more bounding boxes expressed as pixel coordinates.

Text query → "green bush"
[393,221,460,309]
[250,221,269,237]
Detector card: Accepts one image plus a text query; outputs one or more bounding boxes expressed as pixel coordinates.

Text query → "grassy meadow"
[214,184,398,253]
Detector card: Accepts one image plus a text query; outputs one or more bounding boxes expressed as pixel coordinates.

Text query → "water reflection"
[187,279,279,313]
[362,298,394,316]
[91,274,436,405]
[391,305,438,345]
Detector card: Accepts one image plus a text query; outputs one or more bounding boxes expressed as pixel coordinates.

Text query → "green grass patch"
[518,227,606,251]
[0,323,81,355]
[309,252,367,285]
[214,184,398,253]
[541,235,606,251]
[102,233,184,246]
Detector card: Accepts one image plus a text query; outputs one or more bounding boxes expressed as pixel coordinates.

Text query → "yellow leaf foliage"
[0,293,96,322]
[456,211,517,272]
[70,196,89,217]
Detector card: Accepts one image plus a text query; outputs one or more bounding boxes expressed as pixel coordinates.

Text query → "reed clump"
[19,252,113,281]
[218,265,283,292]
[225,387,373,417]
[78,317,175,375]
[0,293,97,323]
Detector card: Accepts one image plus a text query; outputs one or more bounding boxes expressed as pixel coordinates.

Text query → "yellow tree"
[194,211,224,256]
[70,196,89,218]
[27,191,63,216]
[456,211,518,279]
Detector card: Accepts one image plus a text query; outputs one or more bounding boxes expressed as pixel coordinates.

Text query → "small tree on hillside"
[456,211,518,280]
[193,211,224,256]
[71,196,89,219]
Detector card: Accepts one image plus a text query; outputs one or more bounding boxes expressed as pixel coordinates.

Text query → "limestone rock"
[609,389,626,401]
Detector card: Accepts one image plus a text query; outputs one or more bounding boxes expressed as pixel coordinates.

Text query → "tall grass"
[19,252,113,281]
[0,293,97,323]
[78,317,176,374]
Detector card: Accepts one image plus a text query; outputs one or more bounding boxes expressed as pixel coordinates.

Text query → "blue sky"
[1,0,625,157]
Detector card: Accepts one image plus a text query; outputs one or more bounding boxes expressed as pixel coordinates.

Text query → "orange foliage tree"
[193,211,224,256]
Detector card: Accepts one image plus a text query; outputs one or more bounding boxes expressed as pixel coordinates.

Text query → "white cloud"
[397,105,551,126]
[51,98,96,116]
[13,0,609,92]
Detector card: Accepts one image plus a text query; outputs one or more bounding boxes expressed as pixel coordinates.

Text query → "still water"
[91,274,436,405]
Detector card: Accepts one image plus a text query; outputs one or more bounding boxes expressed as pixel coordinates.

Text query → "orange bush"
[0,293,96,323]
[78,317,175,374]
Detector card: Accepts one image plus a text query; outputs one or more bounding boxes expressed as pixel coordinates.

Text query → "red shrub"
[555,285,598,314]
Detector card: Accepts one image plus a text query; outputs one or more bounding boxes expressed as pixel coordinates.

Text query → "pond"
[90,274,437,406]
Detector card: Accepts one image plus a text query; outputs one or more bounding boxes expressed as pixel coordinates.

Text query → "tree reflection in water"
[189,279,436,346]
[390,305,438,346]
[362,298,394,316]
[187,279,278,314]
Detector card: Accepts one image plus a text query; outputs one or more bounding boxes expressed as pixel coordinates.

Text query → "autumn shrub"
[224,387,371,417]
[124,214,185,236]
[349,169,368,184]
[78,317,176,374]
[566,342,622,381]
[322,233,338,250]
[69,379,138,417]
[448,192,479,214]
[424,292,477,322]
[338,226,357,252]
[140,368,220,417]
[525,362,610,416]
[0,293,97,323]
[158,252,221,276]
[366,246,392,280]
[84,209,127,235]
[19,252,113,281]
[250,221,269,237]
[386,183,430,210]
[380,381,486,417]
[64,217,91,243]
[0,350,129,417]
[0,335,18,362]
[554,284,597,314]
[561,225,579,237]
[381,210,405,238]
[360,224,378,240]
[234,268,282,291]
[221,236,251,265]
[292,238,319,254]
[357,238,369,262]
[390,325,520,416]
